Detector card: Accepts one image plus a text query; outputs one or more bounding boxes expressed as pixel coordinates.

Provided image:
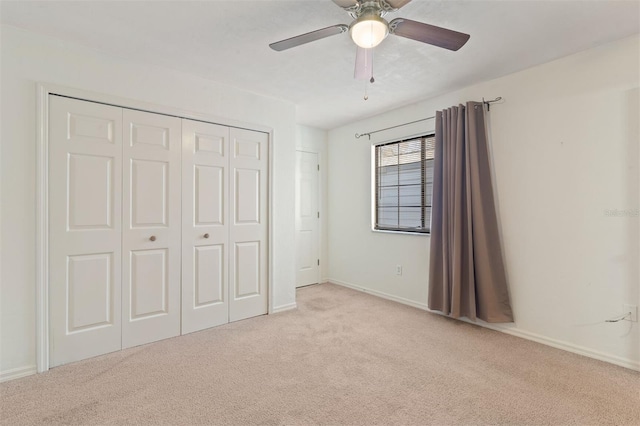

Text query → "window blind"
[375,135,435,233]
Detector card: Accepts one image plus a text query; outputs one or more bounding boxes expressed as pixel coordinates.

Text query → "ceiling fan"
[269,0,471,79]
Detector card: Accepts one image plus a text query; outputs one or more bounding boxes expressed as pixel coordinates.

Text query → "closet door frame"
[36,83,274,373]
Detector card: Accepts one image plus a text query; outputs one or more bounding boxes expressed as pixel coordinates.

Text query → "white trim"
[36,82,275,372]
[329,279,429,311]
[371,229,430,237]
[267,129,274,314]
[0,365,37,383]
[328,279,640,372]
[271,302,298,314]
[36,84,50,373]
[38,84,273,134]
[481,324,640,372]
[368,130,436,148]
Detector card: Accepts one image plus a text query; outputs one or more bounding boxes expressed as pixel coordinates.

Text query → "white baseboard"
[328,279,640,372]
[483,324,640,371]
[0,365,37,383]
[330,278,430,310]
[271,302,297,314]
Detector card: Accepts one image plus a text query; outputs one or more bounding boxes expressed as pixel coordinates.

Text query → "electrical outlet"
[396,265,402,276]
[623,304,637,322]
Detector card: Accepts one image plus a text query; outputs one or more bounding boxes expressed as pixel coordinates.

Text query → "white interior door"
[295,150,320,287]
[49,96,123,367]
[121,109,181,349]
[229,128,269,322]
[181,119,230,334]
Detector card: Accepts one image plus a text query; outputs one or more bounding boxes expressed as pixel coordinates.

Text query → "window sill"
[371,228,430,236]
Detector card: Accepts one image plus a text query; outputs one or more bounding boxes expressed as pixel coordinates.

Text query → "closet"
[48,95,268,367]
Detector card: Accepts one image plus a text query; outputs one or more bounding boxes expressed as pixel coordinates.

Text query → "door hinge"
[317,259,320,266]
[317,164,320,171]
[317,211,320,218]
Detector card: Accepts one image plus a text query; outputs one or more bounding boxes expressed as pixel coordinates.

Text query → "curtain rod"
[354,97,503,140]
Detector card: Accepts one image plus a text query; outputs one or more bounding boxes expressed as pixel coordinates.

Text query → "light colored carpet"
[1,283,639,425]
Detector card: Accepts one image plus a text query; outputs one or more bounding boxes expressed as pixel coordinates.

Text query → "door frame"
[35,83,274,373]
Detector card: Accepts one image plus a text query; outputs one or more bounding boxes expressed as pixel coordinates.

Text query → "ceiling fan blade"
[389,18,470,51]
[269,24,349,51]
[331,0,358,9]
[354,47,373,80]
[384,0,412,9]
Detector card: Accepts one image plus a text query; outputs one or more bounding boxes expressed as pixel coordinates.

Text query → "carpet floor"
[1,283,639,425]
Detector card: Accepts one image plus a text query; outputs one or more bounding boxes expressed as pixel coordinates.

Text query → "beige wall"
[1,25,638,382]
[0,25,298,380]
[327,35,640,370]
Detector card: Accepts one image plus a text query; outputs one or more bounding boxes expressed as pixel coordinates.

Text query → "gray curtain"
[428,102,513,323]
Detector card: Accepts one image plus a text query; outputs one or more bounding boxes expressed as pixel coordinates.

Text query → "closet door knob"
[149,236,156,242]
[204,233,210,239]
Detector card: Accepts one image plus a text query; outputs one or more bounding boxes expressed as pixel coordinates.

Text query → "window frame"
[371,133,435,236]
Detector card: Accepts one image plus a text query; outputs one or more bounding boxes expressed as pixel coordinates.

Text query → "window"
[374,134,435,234]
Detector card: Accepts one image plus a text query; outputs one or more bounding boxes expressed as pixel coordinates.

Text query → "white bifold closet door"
[181,120,268,333]
[49,96,124,367]
[121,109,181,349]
[49,95,268,366]
[228,128,269,322]
[181,120,230,333]
[49,97,182,366]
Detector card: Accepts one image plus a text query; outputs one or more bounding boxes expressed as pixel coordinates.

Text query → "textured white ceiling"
[1,0,639,129]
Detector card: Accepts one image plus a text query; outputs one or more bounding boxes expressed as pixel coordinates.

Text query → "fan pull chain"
[363,49,374,101]
[364,76,375,100]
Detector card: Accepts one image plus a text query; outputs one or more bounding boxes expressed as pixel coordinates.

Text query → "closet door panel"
[194,245,224,305]
[182,120,230,334]
[130,159,168,227]
[122,109,181,349]
[130,249,168,318]
[49,96,123,367]
[229,128,269,322]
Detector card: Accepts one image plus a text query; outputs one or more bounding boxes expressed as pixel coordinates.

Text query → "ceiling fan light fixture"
[350,14,389,48]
